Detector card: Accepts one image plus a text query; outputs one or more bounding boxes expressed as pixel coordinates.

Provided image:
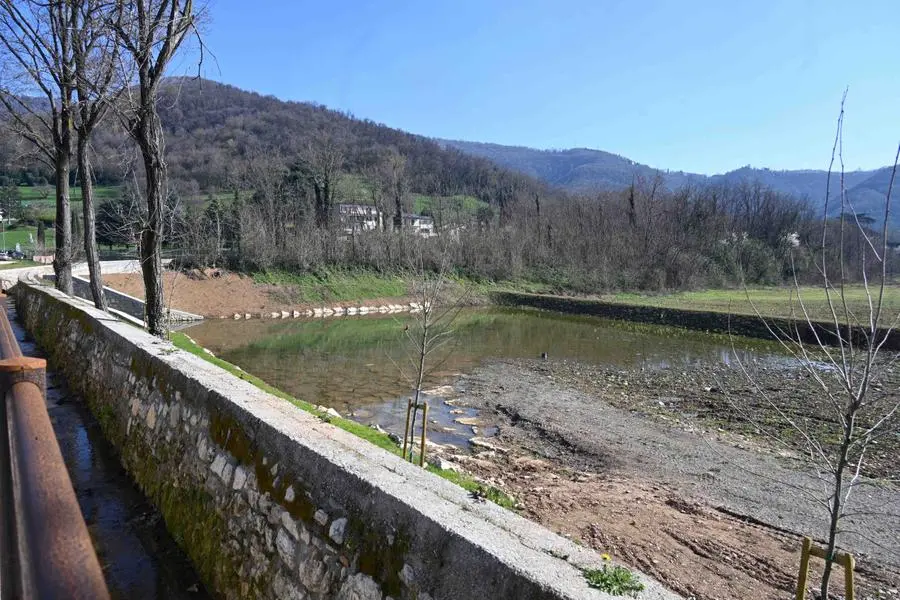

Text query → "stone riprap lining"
[492,291,900,350]
[12,280,679,600]
[231,302,426,321]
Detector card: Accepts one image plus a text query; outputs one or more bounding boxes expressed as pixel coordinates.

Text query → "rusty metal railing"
[0,294,110,599]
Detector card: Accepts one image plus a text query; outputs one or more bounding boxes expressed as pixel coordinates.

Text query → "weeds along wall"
[11,280,677,600]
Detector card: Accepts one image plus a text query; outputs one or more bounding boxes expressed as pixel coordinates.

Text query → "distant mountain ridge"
[439,139,894,225]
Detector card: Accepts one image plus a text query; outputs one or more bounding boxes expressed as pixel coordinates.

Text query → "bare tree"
[110,0,198,336]
[397,241,465,465]
[734,102,900,598]
[72,0,124,309]
[299,128,344,229]
[0,0,76,293]
[385,149,407,231]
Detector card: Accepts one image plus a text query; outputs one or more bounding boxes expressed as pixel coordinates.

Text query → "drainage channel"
[7,300,211,600]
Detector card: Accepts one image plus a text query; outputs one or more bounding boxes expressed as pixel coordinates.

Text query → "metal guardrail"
[0,294,110,599]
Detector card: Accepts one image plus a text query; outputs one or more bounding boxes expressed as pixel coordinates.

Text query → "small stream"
[185,307,786,447]
[9,302,210,600]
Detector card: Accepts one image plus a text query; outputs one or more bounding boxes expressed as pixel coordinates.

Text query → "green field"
[604,285,900,323]
[17,185,120,221]
[17,185,121,202]
[412,194,487,221]
[0,226,53,250]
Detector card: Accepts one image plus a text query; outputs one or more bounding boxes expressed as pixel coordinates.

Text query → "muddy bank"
[432,360,899,600]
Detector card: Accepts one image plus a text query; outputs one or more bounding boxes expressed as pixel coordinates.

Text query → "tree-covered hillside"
[441,138,896,228]
[0,78,561,215]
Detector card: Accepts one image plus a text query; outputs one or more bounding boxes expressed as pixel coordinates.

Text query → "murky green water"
[185,307,778,444]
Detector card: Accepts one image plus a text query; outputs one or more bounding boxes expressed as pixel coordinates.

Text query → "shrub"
[583,559,645,597]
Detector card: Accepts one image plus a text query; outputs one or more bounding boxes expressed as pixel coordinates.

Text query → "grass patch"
[169,331,516,508]
[603,285,900,323]
[583,562,645,597]
[426,465,517,510]
[455,275,555,297]
[252,268,409,303]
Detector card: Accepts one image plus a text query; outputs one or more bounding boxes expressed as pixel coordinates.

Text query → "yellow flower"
[601,553,611,562]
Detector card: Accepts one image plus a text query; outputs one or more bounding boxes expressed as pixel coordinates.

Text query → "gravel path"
[458,360,900,570]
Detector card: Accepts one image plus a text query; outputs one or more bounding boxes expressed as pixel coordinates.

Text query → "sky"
[187,0,899,175]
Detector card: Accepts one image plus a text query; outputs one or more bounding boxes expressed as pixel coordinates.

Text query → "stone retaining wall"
[492,292,900,350]
[12,280,677,600]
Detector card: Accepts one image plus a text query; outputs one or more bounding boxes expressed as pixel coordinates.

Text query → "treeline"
[146,168,886,292]
[5,76,886,292]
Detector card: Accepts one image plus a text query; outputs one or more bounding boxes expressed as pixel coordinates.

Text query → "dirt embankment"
[431,360,900,600]
[103,270,413,318]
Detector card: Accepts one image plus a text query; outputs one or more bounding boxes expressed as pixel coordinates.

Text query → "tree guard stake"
[795,537,855,600]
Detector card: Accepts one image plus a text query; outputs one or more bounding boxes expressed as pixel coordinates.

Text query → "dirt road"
[439,360,900,600]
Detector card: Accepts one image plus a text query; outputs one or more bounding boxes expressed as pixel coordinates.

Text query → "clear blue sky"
[190,0,899,175]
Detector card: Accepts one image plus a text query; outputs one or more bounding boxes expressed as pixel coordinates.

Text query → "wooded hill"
[0,77,562,217]
[0,77,890,293]
[441,139,898,230]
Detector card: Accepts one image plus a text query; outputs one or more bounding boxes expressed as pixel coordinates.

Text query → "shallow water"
[185,307,782,445]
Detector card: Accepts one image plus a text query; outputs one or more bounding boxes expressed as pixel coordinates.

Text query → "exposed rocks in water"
[470,437,508,454]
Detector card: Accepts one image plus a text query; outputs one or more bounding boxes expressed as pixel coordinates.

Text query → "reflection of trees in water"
[186,308,780,413]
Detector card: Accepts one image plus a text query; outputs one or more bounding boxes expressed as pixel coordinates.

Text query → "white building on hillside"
[403,213,434,237]
[339,204,383,234]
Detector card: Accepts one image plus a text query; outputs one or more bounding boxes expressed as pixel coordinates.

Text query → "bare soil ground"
[103,270,410,317]
[434,360,900,600]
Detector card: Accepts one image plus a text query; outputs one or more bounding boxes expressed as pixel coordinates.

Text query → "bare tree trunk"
[820,426,853,597]
[393,193,403,231]
[78,136,107,310]
[137,110,167,336]
[54,148,73,294]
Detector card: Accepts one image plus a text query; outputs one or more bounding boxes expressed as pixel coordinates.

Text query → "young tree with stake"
[731,99,900,599]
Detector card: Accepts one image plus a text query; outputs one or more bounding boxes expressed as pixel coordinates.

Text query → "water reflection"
[186,308,778,422]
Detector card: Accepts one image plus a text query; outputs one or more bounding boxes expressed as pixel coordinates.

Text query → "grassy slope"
[412,194,487,217]
[252,268,559,306]
[170,331,516,509]
[253,269,409,303]
[604,285,900,322]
